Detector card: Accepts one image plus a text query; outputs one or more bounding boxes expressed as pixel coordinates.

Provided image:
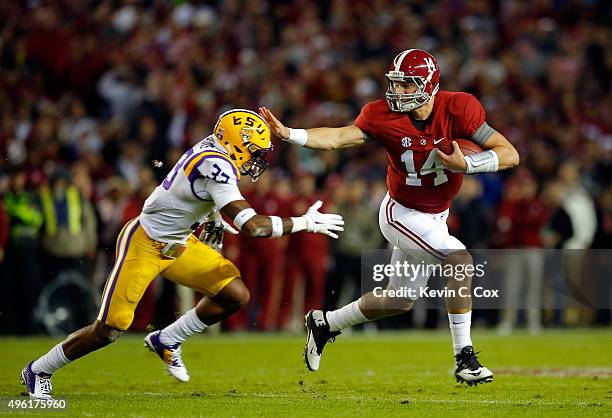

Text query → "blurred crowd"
[0,0,610,334]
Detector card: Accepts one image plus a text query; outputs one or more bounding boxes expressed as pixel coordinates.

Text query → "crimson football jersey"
[355,90,490,213]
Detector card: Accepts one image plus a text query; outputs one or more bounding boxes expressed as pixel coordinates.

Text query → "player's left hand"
[259,107,290,140]
[436,141,468,173]
[303,200,345,239]
[199,216,238,252]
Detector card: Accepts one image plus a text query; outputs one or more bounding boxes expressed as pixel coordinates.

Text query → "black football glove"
[199,213,239,252]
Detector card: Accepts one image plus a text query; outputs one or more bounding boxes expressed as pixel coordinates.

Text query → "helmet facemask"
[242,143,271,182]
[385,71,438,112]
[238,127,272,182]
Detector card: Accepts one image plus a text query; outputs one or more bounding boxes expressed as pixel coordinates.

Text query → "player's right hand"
[302,200,345,239]
[199,218,237,252]
[200,218,224,251]
[259,107,289,141]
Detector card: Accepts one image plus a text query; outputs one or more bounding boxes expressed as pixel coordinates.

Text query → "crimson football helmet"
[385,49,440,112]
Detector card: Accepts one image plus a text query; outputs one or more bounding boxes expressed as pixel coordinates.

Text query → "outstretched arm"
[259,107,366,151]
[220,199,344,239]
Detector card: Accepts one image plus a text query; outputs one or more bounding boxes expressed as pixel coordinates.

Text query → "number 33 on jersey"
[141,137,244,244]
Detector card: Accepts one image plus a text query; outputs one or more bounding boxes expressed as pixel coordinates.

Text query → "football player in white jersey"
[21,109,344,399]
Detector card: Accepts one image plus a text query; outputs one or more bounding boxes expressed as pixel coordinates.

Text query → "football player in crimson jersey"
[260,48,519,385]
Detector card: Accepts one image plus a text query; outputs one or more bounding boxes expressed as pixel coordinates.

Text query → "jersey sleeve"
[207,181,245,210]
[354,102,377,141]
[197,156,239,186]
[451,93,494,145]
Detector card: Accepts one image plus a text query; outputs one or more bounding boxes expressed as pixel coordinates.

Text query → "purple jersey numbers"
[162,148,233,190]
[162,148,195,190]
[206,162,230,184]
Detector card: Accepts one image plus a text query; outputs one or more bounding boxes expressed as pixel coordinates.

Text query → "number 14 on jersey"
[401,149,448,186]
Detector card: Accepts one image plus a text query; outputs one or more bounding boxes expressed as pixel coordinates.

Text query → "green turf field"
[1,329,610,417]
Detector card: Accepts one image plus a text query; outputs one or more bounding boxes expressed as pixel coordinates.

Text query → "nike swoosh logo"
[467,371,481,376]
[433,138,444,144]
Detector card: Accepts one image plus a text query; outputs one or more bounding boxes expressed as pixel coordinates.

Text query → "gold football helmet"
[213,109,272,181]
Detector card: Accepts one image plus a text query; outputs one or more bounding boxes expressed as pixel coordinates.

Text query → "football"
[438,138,483,155]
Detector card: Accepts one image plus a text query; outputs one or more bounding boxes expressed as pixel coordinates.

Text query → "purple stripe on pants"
[101,220,140,324]
[99,221,131,308]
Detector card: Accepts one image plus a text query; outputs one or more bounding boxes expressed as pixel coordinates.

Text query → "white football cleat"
[454,346,494,385]
[144,331,190,382]
[21,362,53,399]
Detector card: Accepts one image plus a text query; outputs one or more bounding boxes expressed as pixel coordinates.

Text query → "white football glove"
[302,200,344,239]
[199,213,239,252]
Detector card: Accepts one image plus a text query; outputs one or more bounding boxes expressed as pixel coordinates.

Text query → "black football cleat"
[454,346,494,386]
[304,310,340,371]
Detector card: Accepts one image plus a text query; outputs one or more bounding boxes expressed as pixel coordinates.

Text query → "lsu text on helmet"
[213,109,272,181]
[385,49,440,112]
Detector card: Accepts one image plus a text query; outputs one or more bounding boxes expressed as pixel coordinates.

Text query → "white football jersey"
[140,136,244,243]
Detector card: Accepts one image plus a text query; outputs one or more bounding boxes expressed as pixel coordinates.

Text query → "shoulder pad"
[448,92,478,117]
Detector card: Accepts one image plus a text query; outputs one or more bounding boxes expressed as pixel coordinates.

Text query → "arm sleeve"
[471,122,495,146]
[354,102,376,142]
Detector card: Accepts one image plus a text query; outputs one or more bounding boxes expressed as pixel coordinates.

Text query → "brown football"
[438,138,483,155]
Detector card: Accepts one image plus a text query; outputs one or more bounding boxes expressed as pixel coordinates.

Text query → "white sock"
[31,343,70,375]
[448,312,473,356]
[159,308,207,346]
[326,301,368,332]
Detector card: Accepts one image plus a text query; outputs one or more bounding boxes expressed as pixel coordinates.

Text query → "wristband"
[287,128,308,146]
[233,208,257,230]
[270,216,283,237]
[464,150,499,174]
